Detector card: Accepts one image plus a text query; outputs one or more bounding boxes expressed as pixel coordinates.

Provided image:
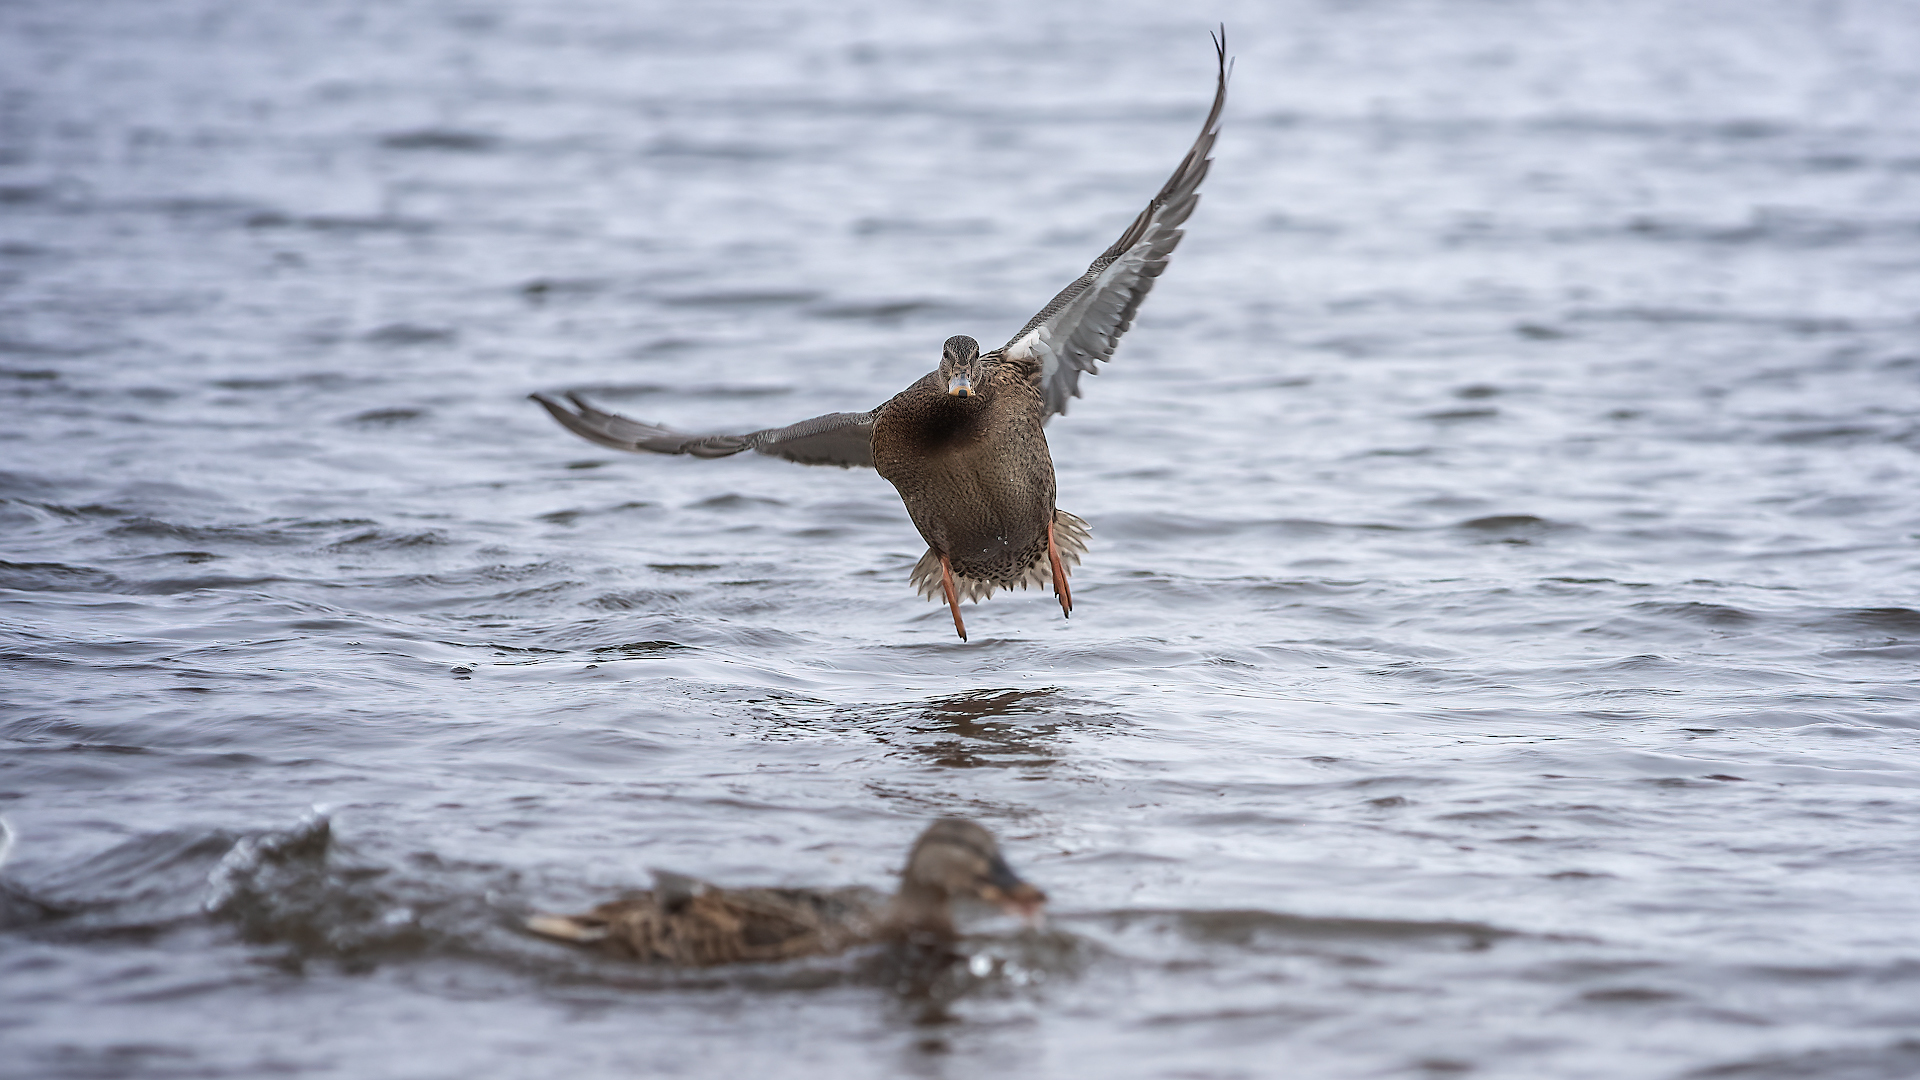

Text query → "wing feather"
[531,393,875,469]
[999,32,1229,419]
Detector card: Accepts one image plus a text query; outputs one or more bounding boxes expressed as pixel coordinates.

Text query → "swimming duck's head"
[939,335,983,398]
[903,817,1046,920]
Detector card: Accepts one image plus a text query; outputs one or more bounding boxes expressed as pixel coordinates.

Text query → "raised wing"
[531,392,875,469]
[998,31,1229,419]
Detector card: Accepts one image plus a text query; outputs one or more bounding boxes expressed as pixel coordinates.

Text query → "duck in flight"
[534,35,1229,640]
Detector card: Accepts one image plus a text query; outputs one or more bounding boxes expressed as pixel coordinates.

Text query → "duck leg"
[938,551,968,641]
[1046,517,1072,618]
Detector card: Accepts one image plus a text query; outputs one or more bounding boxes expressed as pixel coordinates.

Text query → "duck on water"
[533,35,1230,640]
[525,819,1045,968]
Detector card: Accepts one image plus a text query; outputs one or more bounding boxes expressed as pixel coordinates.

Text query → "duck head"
[939,335,983,398]
[893,817,1046,934]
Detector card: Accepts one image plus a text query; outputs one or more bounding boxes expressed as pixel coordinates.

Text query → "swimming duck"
[533,35,1229,639]
[524,818,1045,967]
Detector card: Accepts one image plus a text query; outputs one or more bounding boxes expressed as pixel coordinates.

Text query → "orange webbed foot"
[938,551,967,641]
[1046,518,1072,619]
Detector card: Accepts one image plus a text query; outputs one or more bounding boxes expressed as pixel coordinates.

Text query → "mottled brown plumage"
[529,34,1228,639]
[871,335,1089,640]
[525,818,1045,967]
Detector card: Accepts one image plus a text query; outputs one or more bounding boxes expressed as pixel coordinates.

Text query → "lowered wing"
[998,31,1229,419]
[531,392,875,469]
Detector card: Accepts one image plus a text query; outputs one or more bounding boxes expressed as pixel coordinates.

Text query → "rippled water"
[5,0,1920,1076]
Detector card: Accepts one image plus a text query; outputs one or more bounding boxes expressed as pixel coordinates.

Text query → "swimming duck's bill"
[947,372,973,397]
[976,851,1048,923]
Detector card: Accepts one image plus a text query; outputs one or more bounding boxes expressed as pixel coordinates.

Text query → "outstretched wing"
[531,392,875,469]
[998,31,1229,419]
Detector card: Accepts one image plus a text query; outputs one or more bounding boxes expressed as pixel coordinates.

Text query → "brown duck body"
[525,818,1046,968]
[526,882,883,967]
[872,359,1082,601]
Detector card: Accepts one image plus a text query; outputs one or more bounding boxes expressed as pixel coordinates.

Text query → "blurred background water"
[3,0,1920,1076]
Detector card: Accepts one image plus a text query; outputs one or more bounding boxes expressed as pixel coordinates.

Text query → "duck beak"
[946,372,973,398]
[977,853,1047,924]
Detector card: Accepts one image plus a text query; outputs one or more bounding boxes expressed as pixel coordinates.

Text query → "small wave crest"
[204,811,494,973]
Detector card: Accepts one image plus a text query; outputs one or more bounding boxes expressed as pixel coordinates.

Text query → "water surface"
[4,1,1920,1077]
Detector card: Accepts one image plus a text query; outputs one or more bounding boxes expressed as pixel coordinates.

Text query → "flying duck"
[534,35,1229,640]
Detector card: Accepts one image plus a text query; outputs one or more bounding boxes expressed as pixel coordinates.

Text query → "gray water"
[5,0,1920,1076]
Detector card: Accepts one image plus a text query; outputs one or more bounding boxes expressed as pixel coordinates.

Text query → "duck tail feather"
[910,548,945,601]
[525,912,610,943]
[911,512,1090,601]
[910,549,999,604]
[1052,509,1091,567]
[1013,509,1090,591]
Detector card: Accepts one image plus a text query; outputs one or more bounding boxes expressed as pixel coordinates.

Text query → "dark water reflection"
[868,688,1074,771]
[6,0,1920,1076]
